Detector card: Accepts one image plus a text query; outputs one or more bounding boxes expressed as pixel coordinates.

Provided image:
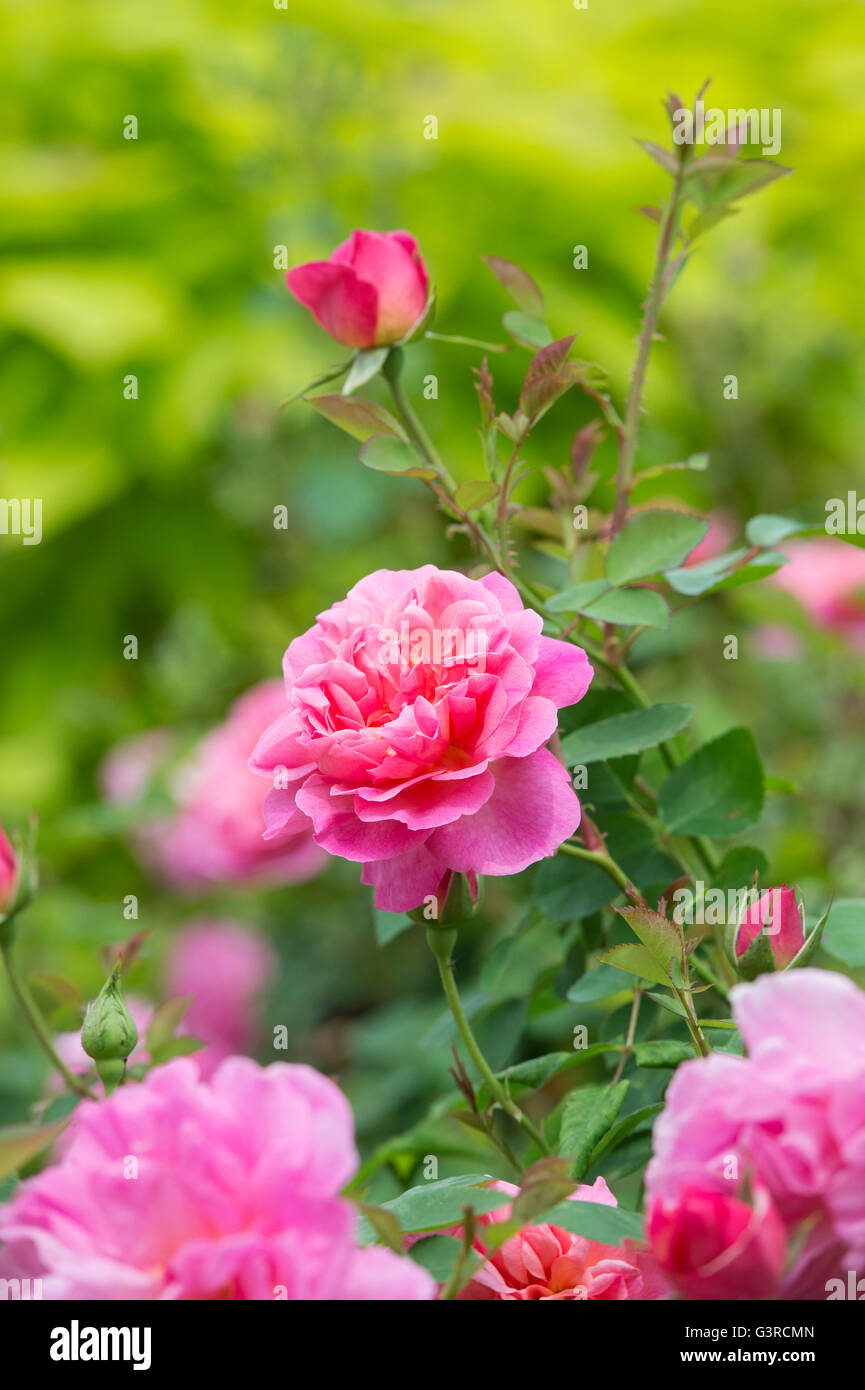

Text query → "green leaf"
[537,1197,644,1244]
[633,1040,695,1068]
[665,548,789,596]
[481,255,545,316]
[557,1081,629,1181]
[361,1175,504,1236]
[480,918,566,1000]
[342,346,390,394]
[475,1045,622,1110]
[684,156,792,211]
[408,1235,463,1282]
[712,846,770,894]
[581,586,670,629]
[658,728,765,838]
[616,905,684,984]
[454,480,499,512]
[547,579,611,614]
[560,703,693,765]
[596,942,677,989]
[589,1102,663,1165]
[606,510,709,585]
[566,963,632,1003]
[744,513,810,547]
[305,393,406,442]
[502,310,553,349]
[0,1118,69,1182]
[360,434,438,479]
[821,899,865,967]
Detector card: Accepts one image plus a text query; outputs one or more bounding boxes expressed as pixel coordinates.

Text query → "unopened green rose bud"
[81,969,138,1094]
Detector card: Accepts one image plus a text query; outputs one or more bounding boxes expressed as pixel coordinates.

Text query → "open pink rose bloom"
[250,566,593,911]
[287,229,429,349]
[646,969,865,1298]
[0,1057,435,1301]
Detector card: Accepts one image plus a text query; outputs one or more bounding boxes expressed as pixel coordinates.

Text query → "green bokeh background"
[1,0,864,1154]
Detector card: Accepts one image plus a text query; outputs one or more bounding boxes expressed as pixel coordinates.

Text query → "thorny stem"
[1,940,93,1099]
[612,157,687,535]
[426,927,551,1159]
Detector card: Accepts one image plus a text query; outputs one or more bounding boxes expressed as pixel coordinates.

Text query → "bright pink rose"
[250,566,593,912]
[646,970,865,1297]
[733,884,807,976]
[772,537,865,647]
[102,682,324,891]
[0,1057,434,1301]
[0,822,17,914]
[647,1184,787,1301]
[165,920,275,1078]
[456,1177,664,1301]
[287,230,429,349]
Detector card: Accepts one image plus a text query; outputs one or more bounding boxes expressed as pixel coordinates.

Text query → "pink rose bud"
[647,1185,787,1301]
[286,230,429,349]
[0,823,17,915]
[729,884,821,980]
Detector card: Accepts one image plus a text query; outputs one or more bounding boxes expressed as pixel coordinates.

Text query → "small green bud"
[81,969,138,1094]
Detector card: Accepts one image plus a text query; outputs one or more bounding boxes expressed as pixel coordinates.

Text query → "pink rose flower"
[286,230,429,349]
[102,682,324,891]
[456,1177,664,1301]
[250,566,593,912]
[771,537,865,647]
[0,1057,435,1301]
[647,1184,787,1301]
[646,970,865,1297]
[732,884,807,977]
[165,920,276,1078]
[0,821,17,914]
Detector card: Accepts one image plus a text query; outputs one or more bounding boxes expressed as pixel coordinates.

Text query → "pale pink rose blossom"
[287,230,429,349]
[646,970,865,1297]
[683,509,737,567]
[102,681,324,890]
[0,1057,435,1301]
[771,537,865,647]
[250,566,593,912]
[455,1177,665,1301]
[165,920,276,1078]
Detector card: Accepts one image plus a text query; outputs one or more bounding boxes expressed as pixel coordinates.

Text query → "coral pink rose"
[102,682,324,891]
[0,821,17,914]
[287,230,429,349]
[0,1057,435,1301]
[250,566,593,911]
[647,1184,787,1301]
[646,970,865,1297]
[771,537,865,647]
[165,920,275,1078]
[456,1177,664,1301]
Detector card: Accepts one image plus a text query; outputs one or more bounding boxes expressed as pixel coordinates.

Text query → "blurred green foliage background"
[1,0,864,1171]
